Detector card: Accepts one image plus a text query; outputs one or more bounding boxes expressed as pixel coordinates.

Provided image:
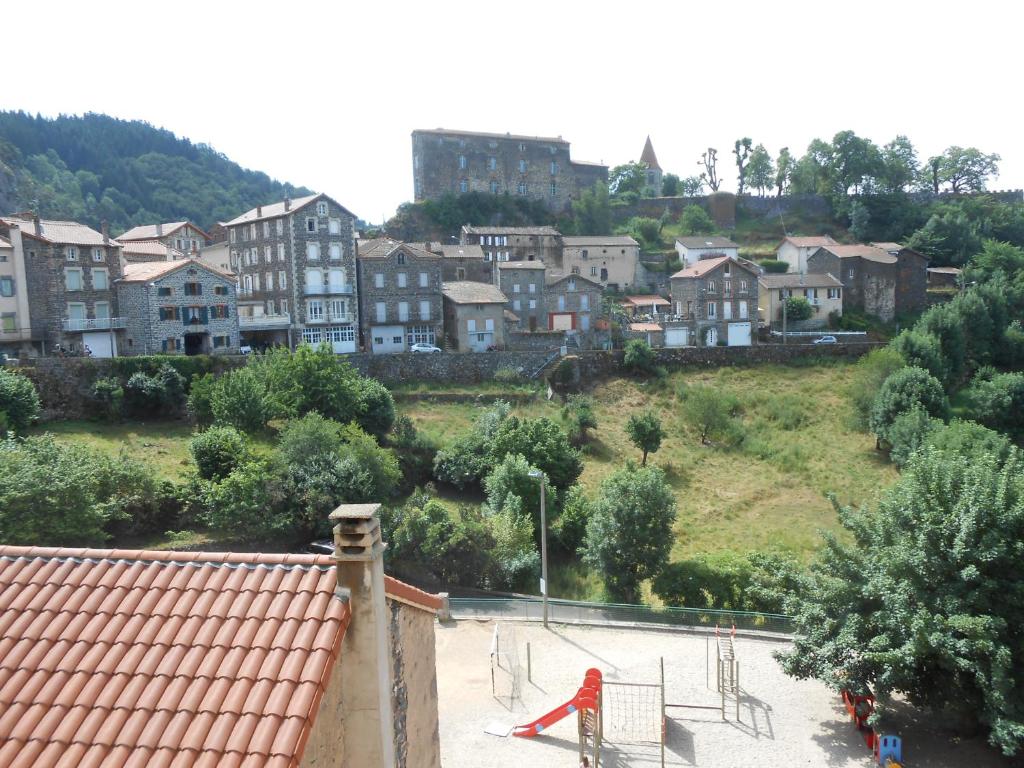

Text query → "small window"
[65,247,78,261]
[263,221,271,238]
[65,269,83,291]
[91,248,104,262]
[490,181,499,194]
[513,299,521,311]
[398,302,409,322]
[397,252,406,266]
[529,299,537,309]
[517,183,526,195]
[329,244,342,261]
[419,300,431,321]
[278,243,286,261]
[307,243,320,260]
[184,282,202,296]
[214,285,229,295]
[581,249,589,259]
[0,277,14,297]
[329,218,341,235]
[848,268,855,280]
[459,179,469,193]
[519,159,527,173]
[513,284,520,294]
[306,217,317,233]
[707,280,717,293]
[316,201,328,216]
[92,269,109,291]
[571,266,580,275]
[590,266,597,276]
[419,272,429,288]
[459,155,467,169]
[276,219,283,236]
[157,286,172,297]
[264,246,273,263]
[397,272,407,288]
[528,283,536,294]
[519,143,526,152]
[375,273,384,289]
[158,306,180,321]
[210,305,230,319]
[550,161,558,175]
[162,338,181,352]
[550,182,556,197]
[707,302,717,318]
[488,157,496,170]
[279,270,287,290]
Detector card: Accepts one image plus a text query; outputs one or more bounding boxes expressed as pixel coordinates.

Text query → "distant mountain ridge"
[0,111,311,236]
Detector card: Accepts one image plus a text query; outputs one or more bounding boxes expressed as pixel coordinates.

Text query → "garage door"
[665,328,689,348]
[83,332,116,358]
[550,313,574,331]
[727,322,752,347]
[371,325,405,354]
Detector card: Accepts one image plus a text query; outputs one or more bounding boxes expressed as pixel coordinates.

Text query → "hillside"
[0,112,311,235]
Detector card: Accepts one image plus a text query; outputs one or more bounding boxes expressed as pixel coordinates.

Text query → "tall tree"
[733,138,753,195]
[746,144,774,197]
[680,175,706,196]
[830,130,883,195]
[880,135,918,193]
[608,161,648,197]
[936,147,1001,193]
[775,147,794,196]
[699,148,721,192]
[625,411,664,466]
[571,182,612,235]
[661,173,680,196]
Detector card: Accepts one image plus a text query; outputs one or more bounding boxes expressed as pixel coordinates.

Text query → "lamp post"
[528,468,549,628]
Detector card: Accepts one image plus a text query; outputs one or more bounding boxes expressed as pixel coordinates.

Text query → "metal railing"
[306,312,355,324]
[62,317,127,331]
[303,284,354,295]
[448,596,794,634]
[239,313,291,328]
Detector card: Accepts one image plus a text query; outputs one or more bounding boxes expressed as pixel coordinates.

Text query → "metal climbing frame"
[716,626,741,721]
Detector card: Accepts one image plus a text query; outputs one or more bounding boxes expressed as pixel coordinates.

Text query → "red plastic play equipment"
[840,689,904,766]
[512,668,603,737]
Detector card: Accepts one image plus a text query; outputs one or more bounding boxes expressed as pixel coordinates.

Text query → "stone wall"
[345,350,551,384]
[505,329,564,352]
[388,601,441,768]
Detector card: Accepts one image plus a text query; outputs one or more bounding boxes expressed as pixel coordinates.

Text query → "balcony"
[305,312,355,325]
[62,317,127,332]
[239,313,291,329]
[304,284,354,296]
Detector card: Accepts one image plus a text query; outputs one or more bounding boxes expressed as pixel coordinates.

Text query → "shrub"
[91,377,124,420]
[483,453,550,539]
[784,296,813,321]
[892,330,947,385]
[157,363,187,409]
[486,506,540,591]
[187,373,216,425]
[489,415,583,492]
[0,368,41,433]
[870,366,948,444]
[886,408,940,468]
[356,378,395,440]
[552,484,592,554]
[189,426,250,481]
[681,384,742,446]
[623,339,656,375]
[388,496,491,585]
[916,303,967,386]
[561,394,597,446]
[388,415,438,491]
[493,367,524,384]
[433,401,511,489]
[123,372,165,418]
[963,372,1024,440]
[653,551,801,613]
[925,419,1014,466]
[847,347,906,430]
[678,204,715,236]
[759,259,789,274]
[210,366,273,432]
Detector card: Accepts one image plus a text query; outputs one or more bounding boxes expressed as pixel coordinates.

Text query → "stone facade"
[117,221,210,254]
[441,282,507,352]
[807,245,905,321]
[424,242,494,283]
[412,129,607,211]
[460,225,563,264]
[227,193,358,352]
[560,236,640,291]
[497,262,547,331]
[357,241,443,353]
[669,256,759,346]
[545,273,601,333]
[893,247,929,316]
[116,259,239,355]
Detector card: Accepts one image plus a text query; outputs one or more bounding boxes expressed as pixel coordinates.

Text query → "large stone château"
[411,128,607,211]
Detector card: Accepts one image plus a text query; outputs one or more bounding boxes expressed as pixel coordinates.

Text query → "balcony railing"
[239,313,291,328]
[304,284,354,296]
[305,312,355,324]
[62,317,127,332]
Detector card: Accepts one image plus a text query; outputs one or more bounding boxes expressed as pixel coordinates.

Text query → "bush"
[486,506,540,590]
[963,372,1024,440]
[847,347,906,430]
[678,204,716,236]
[626,410,664,465]
[210,366,274,432]
[680,384,743,445]
[623,339,656,375]
[0,368,41,433]
[388,415,438,491]
[433,401,511,489]
[886,408,940,468]
[489,415,583,492]
[483,453,550,539]
[652,551,801,614]
[759,259,789,274]
[784,296,813,321]
[189,426,250,481]
[187,373,216,425]
[552,484,591,554]
[91,377,124,420]
[561,394,597,446]
[916,303,967,386]
[356,378,395,440]
[123,372,165,417]
[925,419,1015,467]
[157,363,187,409]
[388,495,491,586]
[493,367,524,384]
[870,366,948,444]
[892,330,947,385]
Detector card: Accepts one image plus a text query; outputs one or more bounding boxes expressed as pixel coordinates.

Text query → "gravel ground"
[435,619,1013,768]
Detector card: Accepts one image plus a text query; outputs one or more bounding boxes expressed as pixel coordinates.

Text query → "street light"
[527,468,549,628]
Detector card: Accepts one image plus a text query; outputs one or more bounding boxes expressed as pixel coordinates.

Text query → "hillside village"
[1,117,1024,768]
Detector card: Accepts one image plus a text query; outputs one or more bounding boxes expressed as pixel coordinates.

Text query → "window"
[230,229,237,243]
[306,269,323,291]
[590,266,597,277]
[467,319,477,333]
[184,282,202,296]
[265,272,274,291]
[550,161,558,175]
[261,246,269,263]
[398,302,409,322]
[529,299,537,309]
[183,306,208,325]
[419,272,428,288]
[92,269,109,290]
[213,285,229,296]
[306,217,317,233]
[707,280,716,293]
[458,155,467,169]
[848,268,855,280]
[517,183,526,195]
[739,300,749,319]
[307,243,320,260]
[740,280,748,293]
[519,142,526,152]
[279,270,287,290]
[159,306,180,321]
[91,248,104,262]
[571,266,580,275]
[162,338,181,352]
[485,318,494,332]
[210,305,230,319]
[250,224,257,240]
[724,263,731,275]
[488,157,496,170]
[419,300,431,321]
[828,287,842,299]
[512,283,520,294]
[213,335,231,348]
[263,221,271,238]
[550,183,557,197]
[459,179,469,193]
[307,300,324,321]
[558,295,566,311]
[567,279,576,291]
[528,283,536,294]
[317,201,328,216]
[457,267,466,280]
[778,289,786,301]
[329,218,341,235]
[397,272,407,288]
[512,299,521,311]
[397,252,406,266]
[519,159,527,173]
[252,273,260,291]
[724,280,731,294]
[723,301,732,320]
[329,244,342,261]
[490,181,499,194]
[281,299,288,315]
[707,302,717,318]
[407,325,435,346]
[65,247,78,261]
[277,243,285,262]
[375,302,386,323]
[581,294,589,310]
[0,277,14,298]
[267,299,276,315]
[243,275,252,294]
[65,268,83,291]
[1,314,15,332]
[276,219,284,236]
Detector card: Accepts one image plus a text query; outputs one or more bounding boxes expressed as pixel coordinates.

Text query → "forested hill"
[0,112,311,235]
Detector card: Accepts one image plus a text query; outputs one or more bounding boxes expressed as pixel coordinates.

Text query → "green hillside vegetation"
[0,112,310,234]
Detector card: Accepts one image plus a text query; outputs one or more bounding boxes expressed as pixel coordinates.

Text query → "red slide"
[512,668,603,737]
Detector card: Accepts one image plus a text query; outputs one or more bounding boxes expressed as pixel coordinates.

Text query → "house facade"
[0,215,125,357]
[117,259,239,355]
[412,128,607,210]
[460,225,562,264]
[758,273,843,328]
[776,235,838,273]
[226,193,359,353]
[675,236,740,267]
[497,261,547,331]
[546,272,602,333]
[0,231,32,355]
[560,235,640,290]
[357,239,443,353]
[424,241,494,283]
[117,239,188,264]
[806,243,926,321]
[669,255,759,346]
[442,281,508,351]
[117,221,210,255]
[873,242,930,316]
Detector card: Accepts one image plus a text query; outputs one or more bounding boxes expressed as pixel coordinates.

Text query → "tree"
[775,147,794,196]
[879,135,918,193]
[489,415,583,492]
[626,411,664,466]
[847,347,907,430]
[681,385,741,445]
[699,148,721,192]
[210,366,274,433]
[746,144,774,196]
[661,173,680,196]
[623,338,656,374]
[885,407,940,468]
[571,182,612,235]
[830,130,883,196]
[483,453,550,539]
[189,426,250,481]
[0,369,40,434]
[679,176,706,196]
[678,205,716,236]
[907,209,982,267]
[965,240,1024,285]
[784,296,813,321]
[848,200,871,241]
[583,463,676,602]
[617,216,661,249]
[891,330,947,384]
[936,146,1001,193]
[357,378,396,440]
[758,259,789,274]
[777,448,1024,756]
[916,303,968,385]
[562,394,598,446]
[432,401,511,489]
[733,138,753,195]
[869,366,948,444]
[963,372,1024,440]
[608,161,647,197]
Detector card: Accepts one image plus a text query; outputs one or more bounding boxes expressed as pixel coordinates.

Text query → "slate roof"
[414,128,568,144]
[546,273,602,289]
[461,225,561,237]
[781,235,837,248]
[819,244,897,264]
[118,258,234,283]
[758,273,843,289]
[442,281,507,304]
[928,266,962,275]
[0,546,439,768]
[1,217,111,247]
[675,236,739,249]
[116,240,187,260]
[118,222,210,242]
[562,236,639,247]
[640,136,661,170]
[356,239,438,260]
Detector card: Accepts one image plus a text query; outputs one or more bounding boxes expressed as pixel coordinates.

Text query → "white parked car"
[813,335,838,345]
[239,345,253,355]
[410,343,442,353]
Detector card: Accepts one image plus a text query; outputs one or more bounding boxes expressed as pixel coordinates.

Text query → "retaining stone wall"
[344,350,552,385]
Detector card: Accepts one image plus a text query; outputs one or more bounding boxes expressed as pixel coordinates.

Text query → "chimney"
[156,222,163,237]
[330,503,397,768]
[256,205,263,218]
[32,214,41,237]
[101,220,109,245]
[284,196,291,212]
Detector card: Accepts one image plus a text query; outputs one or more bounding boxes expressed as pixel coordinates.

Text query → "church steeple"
[640,135,661,170]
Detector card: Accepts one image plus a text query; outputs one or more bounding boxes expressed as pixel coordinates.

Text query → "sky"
[8,0,1023,222]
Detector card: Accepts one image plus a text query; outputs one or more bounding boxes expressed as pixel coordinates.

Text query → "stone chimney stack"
[101,220,109,245]
[32,214,41,237]
[284,196,291,212]
[256,205,263,218]
[156,222,163,237]
[330,503,397,768]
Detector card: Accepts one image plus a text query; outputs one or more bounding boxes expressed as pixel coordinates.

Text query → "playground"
[434,619,1014,768]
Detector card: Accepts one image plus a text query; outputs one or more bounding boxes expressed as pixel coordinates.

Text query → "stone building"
[441,281,508,352]
[758,272,843,329]
[357,238,443,353]
[546,272,602,333]
[497,261,547,331]
[117,221,210,255]
[225,193,359,352]
[0,214,124,357]
[0,230,32,355]
[640,136,662,196]
[116,258,239,355]
[422,241,493,283]
[776,235,838,273]
[412,128,607,211]
[669,255,759,346]
[807,243,927,321]
[459,225,563,264]
[873,242,930,316]
[560,235,640,291]
[675,236,740,268]
[117,239,188,264]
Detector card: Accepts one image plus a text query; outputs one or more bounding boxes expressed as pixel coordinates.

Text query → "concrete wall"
[388,601,441,768]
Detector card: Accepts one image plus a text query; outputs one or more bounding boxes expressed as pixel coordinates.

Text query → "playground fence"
[449,597,794,635]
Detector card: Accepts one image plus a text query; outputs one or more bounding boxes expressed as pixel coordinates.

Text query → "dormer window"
[724,263,731,275]
[397,252,406,266]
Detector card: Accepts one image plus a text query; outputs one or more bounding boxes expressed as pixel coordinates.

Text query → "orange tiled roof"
[0,546,436,768]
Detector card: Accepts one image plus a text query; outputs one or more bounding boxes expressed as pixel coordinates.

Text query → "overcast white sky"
[8,0,1023,221]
